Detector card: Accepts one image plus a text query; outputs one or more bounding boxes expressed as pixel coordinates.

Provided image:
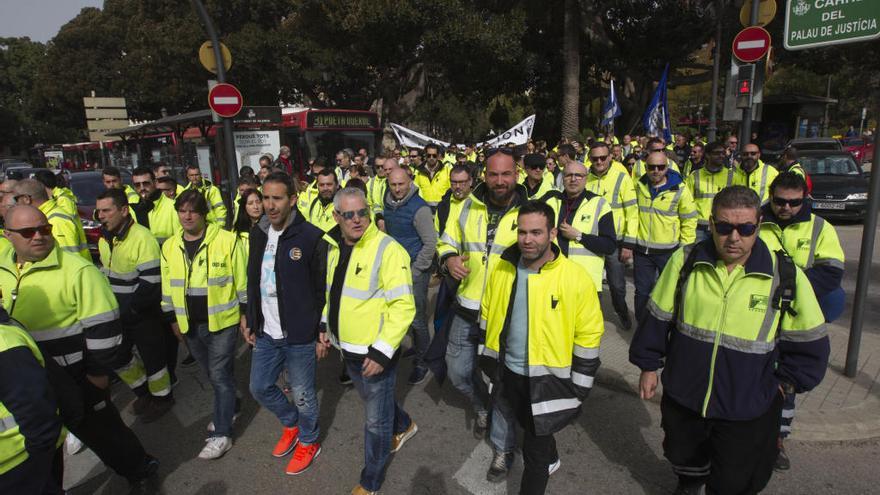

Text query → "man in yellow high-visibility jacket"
[13,179,90,261]
[321,187,417,495]
[734,143,778,206]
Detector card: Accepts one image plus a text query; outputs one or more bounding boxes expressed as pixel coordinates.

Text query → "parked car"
[1,160,34,177]
[799,150,868,221]
[785,137,843,152]
[68,170,133,257]
[841,137,875,164]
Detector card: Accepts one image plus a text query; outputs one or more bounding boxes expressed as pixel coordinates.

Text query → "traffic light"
[736,64,755,109]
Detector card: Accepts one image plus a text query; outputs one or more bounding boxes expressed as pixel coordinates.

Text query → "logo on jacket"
[289,247,302,260]
[796,239,810,250]
[551,295,559,309]
[355,263,363,275]
[749,294,768,312]
[581,214,591,223]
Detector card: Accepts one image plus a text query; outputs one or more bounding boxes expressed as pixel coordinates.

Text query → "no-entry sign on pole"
[733,26,772,63]
[208,83,243,118]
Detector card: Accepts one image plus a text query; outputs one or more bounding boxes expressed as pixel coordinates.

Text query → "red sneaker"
[285,442,321,475]
[272,426,299,457]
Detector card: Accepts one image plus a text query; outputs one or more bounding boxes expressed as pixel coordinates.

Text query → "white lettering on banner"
[390,115,536,150]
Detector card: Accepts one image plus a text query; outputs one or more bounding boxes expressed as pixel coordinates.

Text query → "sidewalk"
[596,297,880,442]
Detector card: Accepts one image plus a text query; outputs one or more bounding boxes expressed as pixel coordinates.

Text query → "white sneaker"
[65,433,84,455]
[548,458,561,476]
[198,436,233,459]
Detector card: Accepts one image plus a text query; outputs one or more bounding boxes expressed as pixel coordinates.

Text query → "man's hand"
[558,221,580,241]
[376,219,386,232]
[639,370,658,400]
[87,374,110,390]
[240,316,255,346]
[170,322,183,343]
[619,247,633,263]
[316,332,331,359]
[362,357,384,377]
[445,254,471,281]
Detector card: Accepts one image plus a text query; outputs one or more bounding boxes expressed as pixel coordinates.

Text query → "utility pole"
[190,0,238,211]
[739,0,761,151]
[707,0,723,143]
[822,75,832,136]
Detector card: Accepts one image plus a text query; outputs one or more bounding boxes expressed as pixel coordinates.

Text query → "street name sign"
[784,0,880,50]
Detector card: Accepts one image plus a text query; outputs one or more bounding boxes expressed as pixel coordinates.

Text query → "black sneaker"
[181,354,197,367]
[141,396,175,424]
[127,455,159,485]
[407,366,429,385]
[339,369,352,386]
[618,311,633,331]
[132,395,152,416]
[486,451,513,482]
[775,441,791,471]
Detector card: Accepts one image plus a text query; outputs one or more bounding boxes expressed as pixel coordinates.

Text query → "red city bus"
[280,108,380,170]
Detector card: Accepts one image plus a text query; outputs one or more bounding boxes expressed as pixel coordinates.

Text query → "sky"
[0,0,103,43]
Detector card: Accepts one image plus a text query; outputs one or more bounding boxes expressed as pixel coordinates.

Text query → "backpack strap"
[672,243,701,325]
[772,250,798,319]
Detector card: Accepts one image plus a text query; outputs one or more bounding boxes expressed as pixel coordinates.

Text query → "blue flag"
[642,64,672,143]
[601,79,622,127]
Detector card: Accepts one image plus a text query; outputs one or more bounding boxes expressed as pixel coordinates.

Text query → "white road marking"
[453,442,521,494]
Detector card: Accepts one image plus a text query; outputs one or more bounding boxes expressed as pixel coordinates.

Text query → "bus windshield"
[304,131,376,161]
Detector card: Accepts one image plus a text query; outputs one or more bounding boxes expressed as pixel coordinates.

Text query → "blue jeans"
[410,268,431,366]
[633,251,673,323]
[445,313,489,415]
[346,358,411,492]
[604,248,629,317]
[185,323,237,437]
[249,334,320,444]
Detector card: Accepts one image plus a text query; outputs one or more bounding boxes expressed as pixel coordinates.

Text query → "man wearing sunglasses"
[584,142,638,330]
[436,149,525,481]
[13,179,90,261]
[130,166,181,246]
[412,143,451,210]
[760,172,845,471]
[686,142,736,243]
[724,135,740,168]
[323,187,417,495]
[630,186,829,495]
[631,137,681,179]
[734,143,778,206]
[628,151,697,322]
[521,153,555,200]
[0,205,160,485]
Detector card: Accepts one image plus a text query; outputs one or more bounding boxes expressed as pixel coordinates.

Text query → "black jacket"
[246,211,328,344]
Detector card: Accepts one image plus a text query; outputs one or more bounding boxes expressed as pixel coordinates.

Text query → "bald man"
[0,205,159,485]
[13,179,90,260]
[383,167,437,385]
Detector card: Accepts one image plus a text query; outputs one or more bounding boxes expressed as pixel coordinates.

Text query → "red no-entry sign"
[208,83,243,118]
[733,26,771,63]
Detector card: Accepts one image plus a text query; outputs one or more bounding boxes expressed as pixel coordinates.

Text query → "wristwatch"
[575,232,582,243]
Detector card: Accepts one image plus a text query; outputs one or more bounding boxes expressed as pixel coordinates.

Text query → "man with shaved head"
[0,205,159,485]
[383,167,437,385]
[13,179,90,260]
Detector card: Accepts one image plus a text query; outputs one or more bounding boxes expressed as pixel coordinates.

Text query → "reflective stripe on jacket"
[686,166,736,226]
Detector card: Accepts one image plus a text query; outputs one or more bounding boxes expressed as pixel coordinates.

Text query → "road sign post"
[208,83,243,118]
[736,4,767,152]
[785,0,880,50]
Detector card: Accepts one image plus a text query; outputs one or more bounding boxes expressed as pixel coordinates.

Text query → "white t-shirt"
[260,227,284,339]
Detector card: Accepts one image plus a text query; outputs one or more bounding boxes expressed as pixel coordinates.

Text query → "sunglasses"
[7,224,53,238]
[647,165,667,171]
[564,173,586,180]
[713,221,758,236]
[337,208,370,221]
[772,197,804,208]
[590,155,608,162]
[525,163,545,169]
[425,153,438,158]
[743,152,760,156]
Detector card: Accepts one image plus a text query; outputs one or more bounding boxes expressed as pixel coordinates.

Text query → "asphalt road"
[64,221,880,494]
